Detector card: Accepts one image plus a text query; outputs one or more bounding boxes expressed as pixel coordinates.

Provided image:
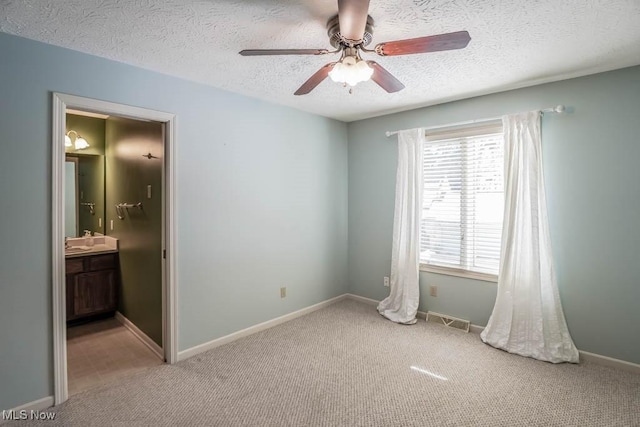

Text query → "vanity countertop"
[65,245,118,258]
[65,235,119,258]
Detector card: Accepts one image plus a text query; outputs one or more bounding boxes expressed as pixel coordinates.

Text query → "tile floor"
[67,317,163,395]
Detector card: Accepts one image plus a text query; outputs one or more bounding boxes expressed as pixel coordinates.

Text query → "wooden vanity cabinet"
[65,253,119,322]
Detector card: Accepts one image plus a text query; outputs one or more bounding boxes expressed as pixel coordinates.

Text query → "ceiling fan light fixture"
[329,55,373,87]
[239,4,470,95]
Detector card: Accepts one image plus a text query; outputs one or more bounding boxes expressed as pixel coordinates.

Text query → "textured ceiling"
[2,0,640,121]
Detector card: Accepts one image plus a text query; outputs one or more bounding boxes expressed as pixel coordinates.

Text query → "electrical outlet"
[429,285,438,297]
[280,287,286,298]
[383,276,390,287]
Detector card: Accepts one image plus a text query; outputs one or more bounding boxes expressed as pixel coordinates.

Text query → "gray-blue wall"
[0,33,348,410]
[2,29,638,411]
[347,66,640,365]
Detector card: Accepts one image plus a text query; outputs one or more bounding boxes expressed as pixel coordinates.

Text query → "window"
[420,122,504,280]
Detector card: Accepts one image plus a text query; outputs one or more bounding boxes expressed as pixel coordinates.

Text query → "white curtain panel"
[377,128,424,325]
[481,111,579,363]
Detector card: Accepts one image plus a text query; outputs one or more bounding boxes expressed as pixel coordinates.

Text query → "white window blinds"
[420,122,504,277]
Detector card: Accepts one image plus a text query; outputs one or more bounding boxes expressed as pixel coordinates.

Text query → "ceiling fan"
[239,0,471,95]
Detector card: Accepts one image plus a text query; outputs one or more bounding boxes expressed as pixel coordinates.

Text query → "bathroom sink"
[65,246,92,254]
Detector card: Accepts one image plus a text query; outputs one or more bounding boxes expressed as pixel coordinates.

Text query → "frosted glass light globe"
[329,55,374,87]
[75,137,90,150]
[329,62,345,83]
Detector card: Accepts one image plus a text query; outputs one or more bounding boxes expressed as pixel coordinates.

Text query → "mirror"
[64,158,78,237]
[65,112,106,237]
[65,154,105,237]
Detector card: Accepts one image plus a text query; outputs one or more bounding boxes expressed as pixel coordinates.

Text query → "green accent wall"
[105,117,164,346]
[66,114,106,156]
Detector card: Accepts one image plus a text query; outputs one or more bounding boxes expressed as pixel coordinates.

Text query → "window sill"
[419,264,498,283]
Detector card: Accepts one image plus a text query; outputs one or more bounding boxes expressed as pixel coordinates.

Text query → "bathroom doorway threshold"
[51,93,178,406]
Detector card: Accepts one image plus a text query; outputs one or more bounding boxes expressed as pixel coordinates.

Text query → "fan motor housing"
[327,14,374,48]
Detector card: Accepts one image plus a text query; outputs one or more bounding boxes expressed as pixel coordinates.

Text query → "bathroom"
[64,110,165,395]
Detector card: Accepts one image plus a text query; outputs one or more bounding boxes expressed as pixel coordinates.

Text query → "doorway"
[52,93,177,405]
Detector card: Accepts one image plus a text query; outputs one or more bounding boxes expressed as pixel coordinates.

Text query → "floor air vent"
[426,311,470,333]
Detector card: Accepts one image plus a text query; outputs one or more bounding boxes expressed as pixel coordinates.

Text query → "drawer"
[89,254,117,271]
[65,258,85,275]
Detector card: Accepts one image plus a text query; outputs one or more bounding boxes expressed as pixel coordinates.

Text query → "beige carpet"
[13,299,640,426]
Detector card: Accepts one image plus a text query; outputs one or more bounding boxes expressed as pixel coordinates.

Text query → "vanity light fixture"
[65,130,90,150]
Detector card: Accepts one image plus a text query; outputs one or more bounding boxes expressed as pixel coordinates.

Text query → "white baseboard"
[115,312,164,360]
[469,324,485,334]
[344,293,482,332]
[128,289,640,375]
[345,293,428,321]
[471,325,638,371]
[178,294,348,362]
[1,396,54,424]
[462,321,640,372]
[345,293,640,372]
[579,350,640,374]
[344,293,378,306]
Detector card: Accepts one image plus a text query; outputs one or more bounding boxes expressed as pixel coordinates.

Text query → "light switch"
[147,185,152,199]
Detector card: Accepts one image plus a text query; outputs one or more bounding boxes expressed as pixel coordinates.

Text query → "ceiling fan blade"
[367,61,405,93]
[338,0,371,42]
[240,49,330,56]
[375,31,471,56]
[294,63,337,96]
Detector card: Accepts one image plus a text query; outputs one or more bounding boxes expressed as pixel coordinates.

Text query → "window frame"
[419,121,503,283]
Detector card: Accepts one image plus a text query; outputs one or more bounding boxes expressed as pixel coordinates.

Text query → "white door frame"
[51,93,178,405]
